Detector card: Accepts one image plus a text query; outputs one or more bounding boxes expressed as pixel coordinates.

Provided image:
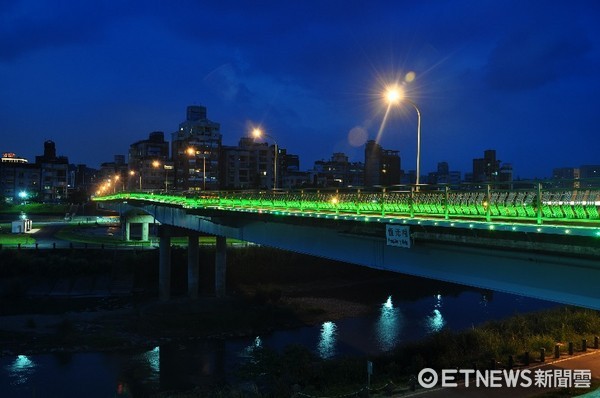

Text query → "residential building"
[472,149,500,183]
[312,153,364,187]
[35,140,69,201]
[0,152,39,202]
[221,136,280,189]
[128,131,170,191]
[364,140,401,187]
[171,105,222,191]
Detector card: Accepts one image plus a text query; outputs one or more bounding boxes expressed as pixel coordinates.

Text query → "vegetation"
[0,202,69,215]
[0,233,35,245]
[231,306,600,396]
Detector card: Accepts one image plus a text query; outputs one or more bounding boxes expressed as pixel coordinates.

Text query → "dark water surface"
[1,279,559,397]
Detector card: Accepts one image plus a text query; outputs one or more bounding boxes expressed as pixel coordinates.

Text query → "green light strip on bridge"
[93,191,600,238]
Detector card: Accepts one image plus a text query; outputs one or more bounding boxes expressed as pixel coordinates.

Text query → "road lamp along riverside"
[252,128,279,189]
[385,86,422,191]
[152,160,172,192]
[187,147,206,191]
[129,170,142,191]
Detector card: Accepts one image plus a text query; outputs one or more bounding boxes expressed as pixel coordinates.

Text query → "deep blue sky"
[1,1,599,178]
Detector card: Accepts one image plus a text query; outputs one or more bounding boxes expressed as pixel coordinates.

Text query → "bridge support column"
[188,234,200,299]
[159,232,172,301]
[141,222,149,241]
[215,236,227,298]
[124,221,131,241]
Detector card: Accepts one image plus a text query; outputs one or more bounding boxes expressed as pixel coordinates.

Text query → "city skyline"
[1,1,599,178]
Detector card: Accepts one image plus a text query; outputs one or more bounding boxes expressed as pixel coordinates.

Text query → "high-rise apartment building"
[35,140,69,201]
[221,136,279,189]
[472,149,501,183]
[364,140,401,187]
[128,131,170,191]
[172,105,222,191]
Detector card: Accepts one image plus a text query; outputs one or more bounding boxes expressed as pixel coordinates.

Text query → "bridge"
[94,183,600,310]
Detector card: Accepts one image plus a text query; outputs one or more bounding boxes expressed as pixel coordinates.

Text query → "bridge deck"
[94,188,600,238]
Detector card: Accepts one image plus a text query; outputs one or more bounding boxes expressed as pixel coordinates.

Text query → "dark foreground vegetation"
[1,247,599,397]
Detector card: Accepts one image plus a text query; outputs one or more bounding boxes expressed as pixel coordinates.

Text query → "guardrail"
[94,183,600,226]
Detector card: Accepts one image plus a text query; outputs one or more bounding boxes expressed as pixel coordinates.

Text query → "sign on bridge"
[386,224,411,248]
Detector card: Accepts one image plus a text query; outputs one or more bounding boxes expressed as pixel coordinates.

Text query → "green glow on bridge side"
[93,188,600,238]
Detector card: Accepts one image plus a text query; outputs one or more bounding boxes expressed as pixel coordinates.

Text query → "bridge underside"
[108,202,600,310]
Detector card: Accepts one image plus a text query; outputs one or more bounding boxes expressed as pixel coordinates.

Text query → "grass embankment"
[0,233,34,245]
[0,203,69,215]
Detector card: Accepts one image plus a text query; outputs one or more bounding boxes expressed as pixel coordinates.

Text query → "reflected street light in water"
[385,85,422,191]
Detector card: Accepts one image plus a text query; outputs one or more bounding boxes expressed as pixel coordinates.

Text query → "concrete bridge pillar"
[187,234,200,299]
[159,231,172,301]
[141,222,149,241]
[124,221,131,241]
[215,236,227,298]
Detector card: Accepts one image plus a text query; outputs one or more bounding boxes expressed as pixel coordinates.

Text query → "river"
[1,278,559,397]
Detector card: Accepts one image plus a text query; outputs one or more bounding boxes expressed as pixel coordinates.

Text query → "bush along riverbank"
[223,306,600,398]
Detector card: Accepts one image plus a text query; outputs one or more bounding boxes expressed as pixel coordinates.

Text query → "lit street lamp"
[187,146,206,190]
[252,128,279,189]
[129,170,142,191]
[385,86,422,191]
[153,160,172,192]
[114,174,124,191]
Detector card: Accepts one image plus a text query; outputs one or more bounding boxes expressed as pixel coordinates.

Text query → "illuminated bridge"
[94,184,600,309]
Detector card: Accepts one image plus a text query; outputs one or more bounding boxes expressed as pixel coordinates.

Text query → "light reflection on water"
[376,295,403,352]
[241,336,263,359]
[318,321,337,359]
[7,355,36,385]
[0,290,559,397]
[139,346,160,382]
[426,294,446,333]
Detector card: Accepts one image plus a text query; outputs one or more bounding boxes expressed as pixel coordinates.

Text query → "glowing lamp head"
[152,160,160,168]
[186,147,195,156]
[252,128,263,139]
[385,86,404,104]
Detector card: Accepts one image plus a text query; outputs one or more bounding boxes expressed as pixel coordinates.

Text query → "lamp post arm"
[406,99,422,191]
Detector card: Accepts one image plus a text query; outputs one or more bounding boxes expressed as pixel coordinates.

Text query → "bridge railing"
[94,179,600,225]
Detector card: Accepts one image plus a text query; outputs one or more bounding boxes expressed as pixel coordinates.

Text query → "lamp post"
[252,128,279,189]
[115,174,124,192]
[153,160,171,192]
[129,170,142,191]
[385,86,422,191]
[187,147,207,191]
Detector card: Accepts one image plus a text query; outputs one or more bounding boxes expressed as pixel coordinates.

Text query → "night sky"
[1,1,599,178]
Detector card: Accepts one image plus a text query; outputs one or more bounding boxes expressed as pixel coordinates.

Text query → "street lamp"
[153,160,172,192]
[114,174,124,192]
[187,146,206,191]
[252,128,279,189]
[385,85,422,191]
[129,170,142,191]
